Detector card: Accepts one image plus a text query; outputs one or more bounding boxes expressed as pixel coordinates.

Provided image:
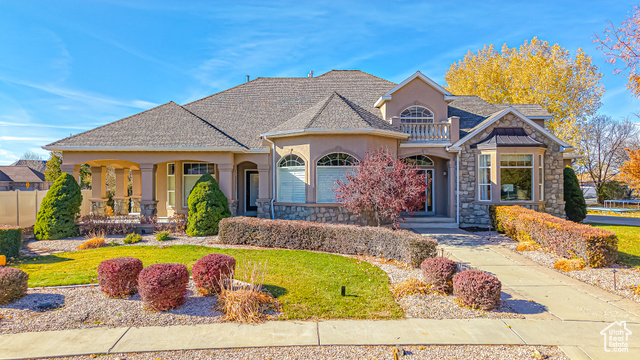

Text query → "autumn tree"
[334,148,426,228]
[620,149,640,195]
[445,37,604,144]
[578,115,638,203]
[594,6,640,97]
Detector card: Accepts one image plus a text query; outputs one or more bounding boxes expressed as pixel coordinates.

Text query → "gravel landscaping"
[47,345,569,360]
[476,231,640,304]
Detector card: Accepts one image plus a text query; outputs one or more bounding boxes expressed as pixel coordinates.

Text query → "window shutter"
[278,167,305,202]
[317,167,352,203]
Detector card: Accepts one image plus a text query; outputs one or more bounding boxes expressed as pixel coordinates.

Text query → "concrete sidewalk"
[1,318,638,360]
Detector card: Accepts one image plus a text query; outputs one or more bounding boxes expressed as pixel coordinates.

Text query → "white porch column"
[113,168,130,215]
[139,164,157,217]
[60,164,75,183]
[218,164,236,216]
[90,166,108,216]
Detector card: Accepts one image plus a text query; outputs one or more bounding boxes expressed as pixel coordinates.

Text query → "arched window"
[277,154,305,203]
[316,153,359,203]
[400,106,434,124]
[403,155,434,168]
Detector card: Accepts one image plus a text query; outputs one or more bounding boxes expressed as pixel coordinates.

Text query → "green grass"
[13,245,403,320]
[590,223,640,268]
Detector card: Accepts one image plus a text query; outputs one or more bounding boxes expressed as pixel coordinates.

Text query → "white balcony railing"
[398,121,451,142]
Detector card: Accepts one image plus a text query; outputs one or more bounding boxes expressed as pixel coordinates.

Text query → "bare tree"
[20,151,43,160]
[578,115,639,203]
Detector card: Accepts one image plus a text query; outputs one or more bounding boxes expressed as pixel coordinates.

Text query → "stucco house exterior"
[44,70,576,227]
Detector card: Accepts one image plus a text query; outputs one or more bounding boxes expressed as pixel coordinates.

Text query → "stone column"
[256,165,271,219]
[131,169,142,213]
[139,164,157,217]
[448,159,456,218]
[90,166,108,216]
[113,168,130,215]
[218,164,237,216]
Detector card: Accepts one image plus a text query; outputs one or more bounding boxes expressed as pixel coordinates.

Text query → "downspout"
[262,135,276,219]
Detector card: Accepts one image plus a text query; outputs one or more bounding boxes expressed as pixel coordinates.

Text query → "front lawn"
[590,223,640,268]
[13,245,403,320]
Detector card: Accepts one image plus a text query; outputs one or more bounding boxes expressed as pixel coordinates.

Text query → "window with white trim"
[400,106,434,124]
[316,153,358,203]
[403,155,434,167]
[277,155,306,203]
[478,154,491,201]
[167,163,175,207]
[500,154,533,201]
[539,155,544,201]
[183,162,215,206]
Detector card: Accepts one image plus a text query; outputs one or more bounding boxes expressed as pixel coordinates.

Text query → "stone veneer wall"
[458,114,566,227]
[256,199,375,226]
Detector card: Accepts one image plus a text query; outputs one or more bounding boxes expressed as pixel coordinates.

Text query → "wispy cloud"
[0,121,90,130]
[0,149,19,165]
[0,136,57,142]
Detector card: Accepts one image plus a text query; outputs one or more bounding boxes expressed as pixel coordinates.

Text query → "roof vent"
[246,75,250,82]
[308,70,314,78]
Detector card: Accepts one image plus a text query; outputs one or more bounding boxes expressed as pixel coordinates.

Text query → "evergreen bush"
[0,225,22,258]
[563,166,587,223]
[186,173,231,236]
[34,173,82,240]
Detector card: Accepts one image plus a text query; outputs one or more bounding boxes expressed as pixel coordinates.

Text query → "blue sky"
[0,0,638,164]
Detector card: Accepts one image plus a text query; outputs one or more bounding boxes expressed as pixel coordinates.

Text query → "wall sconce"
[443,171,447,176]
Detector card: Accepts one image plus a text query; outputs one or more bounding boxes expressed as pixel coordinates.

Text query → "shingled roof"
[0,166,45,183]
[47,70,553,150]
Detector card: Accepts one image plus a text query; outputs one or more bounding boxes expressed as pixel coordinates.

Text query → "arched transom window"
[403,155,434,168]
[277,154,305,203]
[400,106,434,124]
[316,153,359,203]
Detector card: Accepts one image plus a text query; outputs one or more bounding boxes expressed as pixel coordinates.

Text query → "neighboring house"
[10,159,47,174]
[44,70,575,227]
[0,165,50,191]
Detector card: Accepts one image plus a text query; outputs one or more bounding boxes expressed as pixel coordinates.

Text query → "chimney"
[246,75,250,82]
[308,70,314,78]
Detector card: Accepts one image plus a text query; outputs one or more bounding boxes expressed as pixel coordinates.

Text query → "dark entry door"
[245,170,259,213]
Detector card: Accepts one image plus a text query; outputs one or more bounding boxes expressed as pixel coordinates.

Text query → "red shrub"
[0,267,29,305]
[490,205,618,267]
[192,254,236,296]
[421,257,458,294]
[97,257,143,298]
[453,270,502,311]
[138,263,189,311]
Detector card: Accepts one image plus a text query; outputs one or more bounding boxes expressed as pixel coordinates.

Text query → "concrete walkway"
[1,229,640,359]
[584,214,640,226]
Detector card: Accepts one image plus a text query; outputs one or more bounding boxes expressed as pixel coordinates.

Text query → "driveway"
[584,214,640,226]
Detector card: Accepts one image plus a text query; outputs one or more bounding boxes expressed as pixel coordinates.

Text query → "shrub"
[192,253,236,295]
[155,214,188,234]
[564,167,587,223]
[0,225,22,259]
[123,233,142,244]
[106,205,115,217]
[79,215,139,236]
[453,270,502,311]
[34,173,83,240]
[490,205,618,267]
[420,257,458,294]
[186,173,231,236]
[554,258,586,272]
[77,236,106,250]
[219,217,438,267]
[97,257,144,297]
[0,267,29,305]
[155,231,171,241]
[138,263,189,311]
[516,241,540,252]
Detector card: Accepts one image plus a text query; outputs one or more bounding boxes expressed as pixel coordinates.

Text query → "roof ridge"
[316,69,396,84]
[175,103,248,149]
[183,77,266,107]
[308,92,341,126]
[333,92,377,127]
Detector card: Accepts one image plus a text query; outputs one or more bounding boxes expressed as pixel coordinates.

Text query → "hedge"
[490,205,618,267]
[219,217,437,267]
[0,225,22,259]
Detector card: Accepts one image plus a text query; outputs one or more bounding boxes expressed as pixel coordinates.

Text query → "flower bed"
[219,217,437,267]
[490,205,618,267]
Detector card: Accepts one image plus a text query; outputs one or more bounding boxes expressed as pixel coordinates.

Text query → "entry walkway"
[1,229,640,360]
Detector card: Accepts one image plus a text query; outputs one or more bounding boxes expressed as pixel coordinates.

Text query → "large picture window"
[316,153,358,203]
[500,154,533,201]
[277,154,306,203]
[183,162,215,206]
[478,154,491,201]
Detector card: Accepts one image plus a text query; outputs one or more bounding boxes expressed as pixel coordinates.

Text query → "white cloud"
[0,136,57,142]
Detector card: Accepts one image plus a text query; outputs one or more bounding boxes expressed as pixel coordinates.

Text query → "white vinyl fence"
[0,189,92,227]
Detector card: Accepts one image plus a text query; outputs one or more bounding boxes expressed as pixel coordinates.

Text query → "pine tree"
[35,173,83,240]
[186,173,231,236]
[563,166,587,223]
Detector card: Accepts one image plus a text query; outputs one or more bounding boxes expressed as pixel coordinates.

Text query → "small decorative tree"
[563,166,587,223]
[334,148,426,228]
[34,173,83,240]
[186,173,231,236]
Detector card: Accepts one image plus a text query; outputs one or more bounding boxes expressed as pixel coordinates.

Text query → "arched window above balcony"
[400,106,434,124]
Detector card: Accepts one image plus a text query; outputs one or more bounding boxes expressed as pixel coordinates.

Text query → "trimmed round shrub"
[35,173,83,240]
[0,225,22,259]
[420,257,458,293]
[192,254,236,295]
[0,267,29,305]
[186,173,231,236]
[97,257,144,298]
[453,270,502,311]
[138,263,189,311]
[564,166,586,223]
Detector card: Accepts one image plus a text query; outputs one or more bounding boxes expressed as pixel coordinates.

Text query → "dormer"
[375,71,456,122]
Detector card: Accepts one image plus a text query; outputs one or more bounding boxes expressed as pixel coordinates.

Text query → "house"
[44,70,575,227]
[0,165,50,191]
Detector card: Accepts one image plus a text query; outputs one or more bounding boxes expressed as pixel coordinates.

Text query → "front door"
[245,170,259,214]
[415,169,434,215]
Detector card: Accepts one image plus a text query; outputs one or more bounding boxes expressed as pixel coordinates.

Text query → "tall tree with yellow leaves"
[445,37,604,144]
[620,149,640,195]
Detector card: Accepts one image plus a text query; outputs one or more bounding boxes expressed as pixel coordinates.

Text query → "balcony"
[392,117,452,143]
